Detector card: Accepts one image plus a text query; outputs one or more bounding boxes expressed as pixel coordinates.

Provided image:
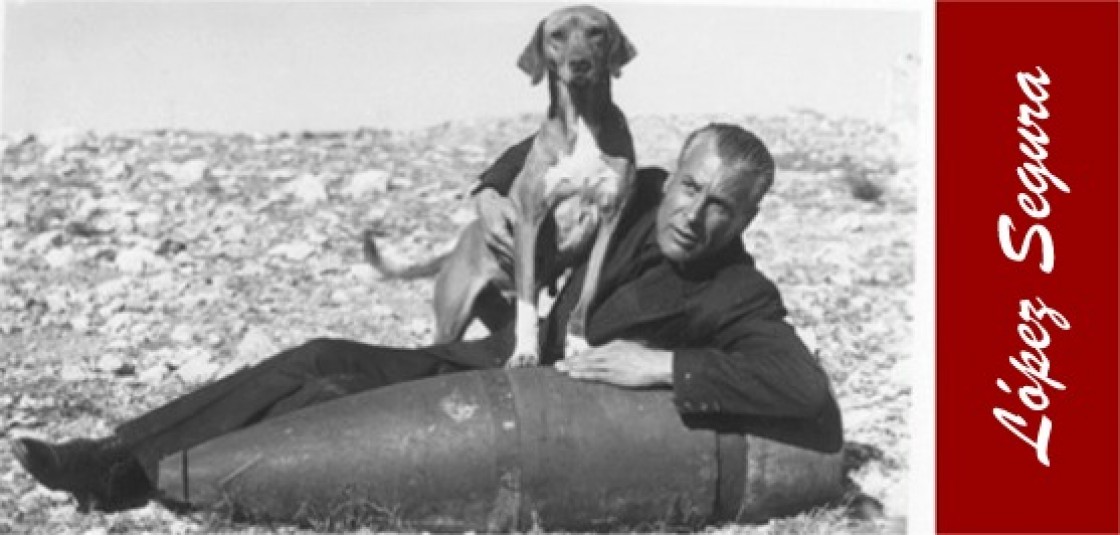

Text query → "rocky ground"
[0,111,915,534]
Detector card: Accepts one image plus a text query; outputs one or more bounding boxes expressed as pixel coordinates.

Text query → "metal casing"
[157,367,843,530]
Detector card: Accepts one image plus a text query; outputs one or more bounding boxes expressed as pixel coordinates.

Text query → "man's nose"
[684,197,705,225]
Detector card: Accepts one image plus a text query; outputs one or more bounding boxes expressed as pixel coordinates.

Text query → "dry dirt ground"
[0,111,915,534]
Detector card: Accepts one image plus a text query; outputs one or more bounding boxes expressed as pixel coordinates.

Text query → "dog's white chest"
[542,120,621,203]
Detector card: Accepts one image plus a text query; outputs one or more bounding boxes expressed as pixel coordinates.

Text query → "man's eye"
[710,203,731,218]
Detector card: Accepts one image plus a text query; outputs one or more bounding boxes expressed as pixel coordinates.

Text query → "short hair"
[679,123,775,207]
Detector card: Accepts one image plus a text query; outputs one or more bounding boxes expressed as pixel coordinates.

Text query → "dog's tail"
[361,229,448,279]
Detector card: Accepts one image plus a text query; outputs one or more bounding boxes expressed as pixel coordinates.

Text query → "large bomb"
[157,368,843,531]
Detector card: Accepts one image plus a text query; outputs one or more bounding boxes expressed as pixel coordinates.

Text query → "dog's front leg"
[506,211,545,368]
[563,213,618,359]
[565,162,633,359]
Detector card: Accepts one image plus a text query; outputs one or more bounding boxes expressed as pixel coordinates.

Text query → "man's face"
[656,137,758,264]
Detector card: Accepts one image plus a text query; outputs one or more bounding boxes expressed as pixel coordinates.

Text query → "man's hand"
[555,340,674,388]
[475,188,516,272]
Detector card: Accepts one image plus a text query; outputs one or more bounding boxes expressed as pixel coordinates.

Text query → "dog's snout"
[569,59,592,75]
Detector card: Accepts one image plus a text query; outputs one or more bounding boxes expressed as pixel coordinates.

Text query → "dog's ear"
[517,21,547,85]
[607,17,637,78]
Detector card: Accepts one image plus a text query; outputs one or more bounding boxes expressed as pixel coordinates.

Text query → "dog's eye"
[587,28,604,39]
[549,29,565,40]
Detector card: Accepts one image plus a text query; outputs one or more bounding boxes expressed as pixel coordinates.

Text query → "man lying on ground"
[11,123,841,513]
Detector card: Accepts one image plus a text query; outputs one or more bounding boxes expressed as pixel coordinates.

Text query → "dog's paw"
[505,348,540,369]
[564,334,591,359]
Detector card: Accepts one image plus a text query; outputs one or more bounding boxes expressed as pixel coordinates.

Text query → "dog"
[367,5,637,368]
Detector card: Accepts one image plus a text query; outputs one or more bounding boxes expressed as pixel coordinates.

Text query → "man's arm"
[669,317,831,420]
[472,136,534,268]
[559,291,832,421]
[474,136,534,196]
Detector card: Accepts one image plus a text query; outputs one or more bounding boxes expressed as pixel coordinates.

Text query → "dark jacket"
[440,137,842,453]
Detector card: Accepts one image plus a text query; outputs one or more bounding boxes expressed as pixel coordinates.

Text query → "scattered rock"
[68,316,90,333]
[162,159,209,185]
[269,241,316,261]
[96,353,125,373]
[139,364,168,384]
[43,247,76,269]
[285,173,329,204]
[176,349,219,384]
[59,364,88,382]
[155,239,187,256]
[170,324,196,344]
[115,247,161,273]
[218,327,279,377]
[23,231,63,256]
[344,169,390,197]
[449,206,476,226]
[349,263,377,282]
[134,210,163,234]
[388,176,414,190]
[370,304,393,317]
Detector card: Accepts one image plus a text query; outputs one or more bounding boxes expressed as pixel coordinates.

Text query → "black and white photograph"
[1,2,926,533]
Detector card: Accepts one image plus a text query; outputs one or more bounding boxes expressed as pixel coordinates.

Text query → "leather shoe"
[10,436,152,513]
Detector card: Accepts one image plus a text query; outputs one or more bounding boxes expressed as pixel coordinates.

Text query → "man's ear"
[607,17,637,78]
[738,204,761,232]
[517,21,547,85]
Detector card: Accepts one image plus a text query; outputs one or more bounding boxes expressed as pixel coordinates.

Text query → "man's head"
[656,124,775,264]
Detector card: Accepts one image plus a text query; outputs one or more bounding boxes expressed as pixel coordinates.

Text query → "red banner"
[936,1,1119,532]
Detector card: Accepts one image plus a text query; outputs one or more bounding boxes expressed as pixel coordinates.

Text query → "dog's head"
[517,5,637,86]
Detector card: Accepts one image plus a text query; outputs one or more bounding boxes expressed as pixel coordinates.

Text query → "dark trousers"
[114,334,513,483]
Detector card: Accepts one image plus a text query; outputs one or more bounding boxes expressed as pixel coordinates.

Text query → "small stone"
[69,316,90,333]
[370,304,393,317]
[366,203,389,222]
[138,364,167,384]
[166,159,209,185]
[60,364,88,382]
[448,205,475,225]
[170,324,195,344]
[388,176,414,190]
[97,353,125,372]
[206,332,223,347]
[236,327,277,360]
[104,312,133,333]
[285,174,328,205]
[100,158,130,180]
[95,277,128,300]
[406,318,430,336]
[3,202,28,226]
[344,169,390,197]
[176,350,219,383]
[115,248,159,274]
[224,223,248,243]
[218,327,279,377]
[43,247,76,269]
[134,210,162,234]
[43,291,68,313]
[147,272,178,294]
[348,263,376,282]
[269,241,316,262]
[799,328,820,354]
[24,231,63,255]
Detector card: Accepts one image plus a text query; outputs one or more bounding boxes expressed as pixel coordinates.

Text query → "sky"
[0,1,922,134]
